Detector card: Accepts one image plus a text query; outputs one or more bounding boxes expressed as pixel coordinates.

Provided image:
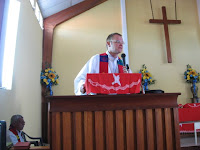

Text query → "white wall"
[0,0,43,137]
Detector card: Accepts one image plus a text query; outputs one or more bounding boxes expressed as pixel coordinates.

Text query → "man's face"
[107,35,124,56]
[16,118,25,131]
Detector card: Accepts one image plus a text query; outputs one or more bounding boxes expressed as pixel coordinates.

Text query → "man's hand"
[123,66,128,73]
[80,84,86,94]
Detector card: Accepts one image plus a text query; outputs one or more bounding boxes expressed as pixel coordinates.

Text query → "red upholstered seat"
[179,103,200,133]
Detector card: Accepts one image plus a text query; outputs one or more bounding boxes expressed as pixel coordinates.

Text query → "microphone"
[126,64,129,70]
[121,53,126,66]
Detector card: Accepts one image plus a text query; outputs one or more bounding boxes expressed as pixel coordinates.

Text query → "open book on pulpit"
[85,73,142,94]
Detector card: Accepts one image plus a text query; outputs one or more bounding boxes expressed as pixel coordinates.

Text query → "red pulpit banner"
[85,73,142,94]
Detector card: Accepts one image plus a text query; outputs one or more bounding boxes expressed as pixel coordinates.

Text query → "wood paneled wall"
[47,93,181,150]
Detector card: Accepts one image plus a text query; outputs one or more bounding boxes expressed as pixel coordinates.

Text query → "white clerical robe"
[74,51,131,95]
[7,130,24,145]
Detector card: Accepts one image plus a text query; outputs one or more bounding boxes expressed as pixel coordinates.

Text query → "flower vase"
[47,85,53,96]
[143,82,149,91]
[191,82,199,103]
[50,86,53,96]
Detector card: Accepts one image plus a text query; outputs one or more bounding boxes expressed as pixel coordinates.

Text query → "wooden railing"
[47,93,181,150]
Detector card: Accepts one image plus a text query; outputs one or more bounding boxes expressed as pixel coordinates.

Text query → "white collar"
[17,130,22,134]
[106,51,118,61]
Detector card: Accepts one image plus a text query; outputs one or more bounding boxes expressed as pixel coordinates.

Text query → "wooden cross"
[149,6,181,63]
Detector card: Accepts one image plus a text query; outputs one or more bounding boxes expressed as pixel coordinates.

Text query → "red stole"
[9,127,21,142]
[100,53,123,73]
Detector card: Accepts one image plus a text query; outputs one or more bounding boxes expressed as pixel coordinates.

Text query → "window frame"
[29,0,43,29]
[0,0,6,88]
[0,0,21,90]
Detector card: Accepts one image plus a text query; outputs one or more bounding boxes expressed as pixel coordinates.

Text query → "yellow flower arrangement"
[184,64,200,84]
[184,64,200,103]
[139,64,155,89]
[40,67,59,86]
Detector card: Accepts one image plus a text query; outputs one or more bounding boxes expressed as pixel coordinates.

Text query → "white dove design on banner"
[86,73,142,94]
[112,74,121,86]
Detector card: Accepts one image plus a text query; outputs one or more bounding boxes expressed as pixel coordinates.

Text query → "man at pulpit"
[74,32,132,95]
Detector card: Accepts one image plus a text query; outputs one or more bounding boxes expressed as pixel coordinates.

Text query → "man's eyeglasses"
[110,40,125,45]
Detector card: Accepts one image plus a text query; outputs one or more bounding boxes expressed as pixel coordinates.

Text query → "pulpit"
[46,93,181,150]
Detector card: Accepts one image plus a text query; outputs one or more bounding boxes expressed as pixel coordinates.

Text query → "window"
[30,0,35,9]
[0,0,20,90]
[0,0,7,88]
[29,0,43,29]
[0,0,42,90]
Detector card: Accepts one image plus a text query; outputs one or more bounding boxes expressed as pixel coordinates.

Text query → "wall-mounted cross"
[149,6,181,63]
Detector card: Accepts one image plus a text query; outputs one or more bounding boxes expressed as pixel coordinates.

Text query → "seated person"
[74,32,132,95]
[7,115,25,145]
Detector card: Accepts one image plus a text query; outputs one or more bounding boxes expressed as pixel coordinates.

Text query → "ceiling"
[37,0,84,18]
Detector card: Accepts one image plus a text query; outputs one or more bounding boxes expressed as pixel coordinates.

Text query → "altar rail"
[47,93,181,150]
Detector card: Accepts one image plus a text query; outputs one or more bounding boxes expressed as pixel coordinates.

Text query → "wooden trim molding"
[44,0,107,28]
[42,0,107,142]
[42,27,54,68]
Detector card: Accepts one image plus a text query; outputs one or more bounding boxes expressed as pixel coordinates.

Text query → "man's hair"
[10,115,23,126]
[106,33,122,42]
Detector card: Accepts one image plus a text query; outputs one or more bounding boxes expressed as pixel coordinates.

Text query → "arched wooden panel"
[165,108,173,150]
[155,108,165,150]
[105,111,115,150]
[84,111,94,150]
[173,108,181,150]
[74,112,83,150]
[63,112,72,150]
[115,110,125,150]
[95,111,105,150]
[146,109,155,150]
[51,112,61,150]
[136,109,146,150]
[125,110,135,150]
